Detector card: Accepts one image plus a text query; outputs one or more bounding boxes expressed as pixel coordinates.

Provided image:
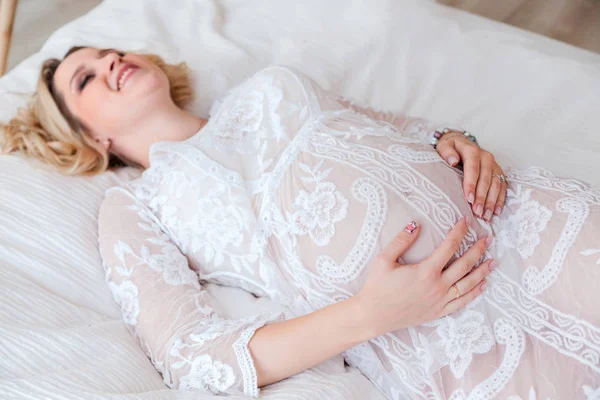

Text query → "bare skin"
[53,47,496,388]
[53,47,206,167]
[251,217,493,387]
[53,47,507,218]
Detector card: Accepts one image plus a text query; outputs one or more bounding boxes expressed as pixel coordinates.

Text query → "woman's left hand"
[434,132,507,221]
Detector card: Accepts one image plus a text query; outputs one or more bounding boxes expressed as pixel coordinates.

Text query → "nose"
[97,51,122,89]
[102,51,121,71]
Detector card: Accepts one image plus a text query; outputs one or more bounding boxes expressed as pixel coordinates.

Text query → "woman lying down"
[2,47,599,400]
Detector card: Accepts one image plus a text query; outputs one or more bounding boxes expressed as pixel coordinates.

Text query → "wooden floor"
[438,0,600,54]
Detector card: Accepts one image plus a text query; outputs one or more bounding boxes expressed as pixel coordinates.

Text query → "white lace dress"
[97,66,600,399]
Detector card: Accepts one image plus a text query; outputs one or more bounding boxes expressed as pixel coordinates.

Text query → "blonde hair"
[0,46,194,176]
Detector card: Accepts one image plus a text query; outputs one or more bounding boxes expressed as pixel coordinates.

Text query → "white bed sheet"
[1,0,599,399]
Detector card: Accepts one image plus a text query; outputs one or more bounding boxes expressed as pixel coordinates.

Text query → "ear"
[95,137,111,151]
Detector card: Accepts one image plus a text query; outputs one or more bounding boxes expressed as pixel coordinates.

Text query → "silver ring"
[493,174,506,183]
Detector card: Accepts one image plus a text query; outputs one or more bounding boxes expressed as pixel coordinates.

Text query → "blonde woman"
[2,47,598,399]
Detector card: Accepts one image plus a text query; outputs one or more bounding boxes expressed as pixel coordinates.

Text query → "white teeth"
[118,67,134,90]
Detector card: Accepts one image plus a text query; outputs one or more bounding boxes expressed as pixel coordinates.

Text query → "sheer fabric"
[98,66,600,399]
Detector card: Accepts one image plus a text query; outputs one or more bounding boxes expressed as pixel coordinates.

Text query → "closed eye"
[78,73,95,91]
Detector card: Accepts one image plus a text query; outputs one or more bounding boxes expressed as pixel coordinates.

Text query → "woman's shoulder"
[212,65,316,120]
[99,180,140,215]
[99,166,158,212]
[251,65,310,82]
[228,65,314,98]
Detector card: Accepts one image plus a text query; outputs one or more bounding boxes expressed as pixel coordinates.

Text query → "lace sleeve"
[97,188,283,397]
[335,96,442,145]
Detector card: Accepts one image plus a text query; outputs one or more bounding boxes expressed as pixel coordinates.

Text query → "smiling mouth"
[117,65,138,90]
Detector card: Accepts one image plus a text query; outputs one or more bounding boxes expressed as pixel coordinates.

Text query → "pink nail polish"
[465,215,472,226]
[489,260,496,271]
[468,192,475,204]
[447,156,458,165]
[404,221,418,234]
[495,206,502,215]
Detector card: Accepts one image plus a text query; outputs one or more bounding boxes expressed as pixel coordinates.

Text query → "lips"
[116,63,138,91]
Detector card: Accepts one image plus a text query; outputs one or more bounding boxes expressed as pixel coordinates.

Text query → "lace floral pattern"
[212,72,286,153]
[316,178,387,283]
[97,66,600,399]
[142,245,199,285]
[191,197,249,254]
[290,180,349,246]
[177,354,236,394]
[433,311,494,378]
[448,319,526,400]
[521,196,589,295]
[493,185,552,259]
[107,280,140,325]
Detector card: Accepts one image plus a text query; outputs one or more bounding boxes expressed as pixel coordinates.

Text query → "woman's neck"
[118,103,207,168]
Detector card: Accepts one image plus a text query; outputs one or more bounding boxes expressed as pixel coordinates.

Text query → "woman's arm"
[99,184,491,394]
[335,96,436,144]
[250,217,493,388]
[250,294,367,387]
[98,188,285,397]
[334,95,507,221]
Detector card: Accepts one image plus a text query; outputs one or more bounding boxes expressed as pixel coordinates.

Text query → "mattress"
[0,0,598,398]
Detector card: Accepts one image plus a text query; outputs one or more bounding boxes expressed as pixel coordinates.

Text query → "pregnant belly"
[275,136,489,297]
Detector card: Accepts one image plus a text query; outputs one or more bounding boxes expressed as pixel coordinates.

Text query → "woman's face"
[53,47,171,146]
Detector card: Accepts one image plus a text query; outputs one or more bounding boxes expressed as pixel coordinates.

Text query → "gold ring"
[492,173,507,183]
[452,283,460,299]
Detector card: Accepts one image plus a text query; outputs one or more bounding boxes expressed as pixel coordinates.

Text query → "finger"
[380,221,420,263]
[455,144,480,205]
[473,153,495,218]
[441,279,488,316]
[446,259,494,303]
[435,139,461,167]
[494,181,508,216]
[442,236,492,286]
[482,174,502,221]
[424,216,470,271]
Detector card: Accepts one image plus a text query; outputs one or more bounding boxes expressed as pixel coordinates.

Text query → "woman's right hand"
[355,217,494,339]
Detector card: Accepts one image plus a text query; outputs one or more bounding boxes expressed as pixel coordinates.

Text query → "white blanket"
[1,0,598,398]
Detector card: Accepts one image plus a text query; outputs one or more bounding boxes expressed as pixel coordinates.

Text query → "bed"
[1,0,599,399]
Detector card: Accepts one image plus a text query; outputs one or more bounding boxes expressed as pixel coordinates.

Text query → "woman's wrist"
[249,294,377,387]
[343,294,378,342]
[430,128,478,149]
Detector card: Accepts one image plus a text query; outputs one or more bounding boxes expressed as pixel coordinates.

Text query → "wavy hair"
[0,46,193,175]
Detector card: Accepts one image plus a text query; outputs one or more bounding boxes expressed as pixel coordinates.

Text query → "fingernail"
[483,209,492,221]
[447,156,458,165]
[485,236,493,248]
[475,204,483,217]
[495,206,502,215]
[468,192,475,204]
[481,280,488,291]
[404,221,418,234]
[489,260,496,272]
[465,215,472,226]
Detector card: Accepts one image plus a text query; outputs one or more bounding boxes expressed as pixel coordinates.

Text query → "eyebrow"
[69,48,116,92]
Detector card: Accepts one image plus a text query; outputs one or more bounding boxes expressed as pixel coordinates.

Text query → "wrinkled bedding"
[1,0,598,398]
